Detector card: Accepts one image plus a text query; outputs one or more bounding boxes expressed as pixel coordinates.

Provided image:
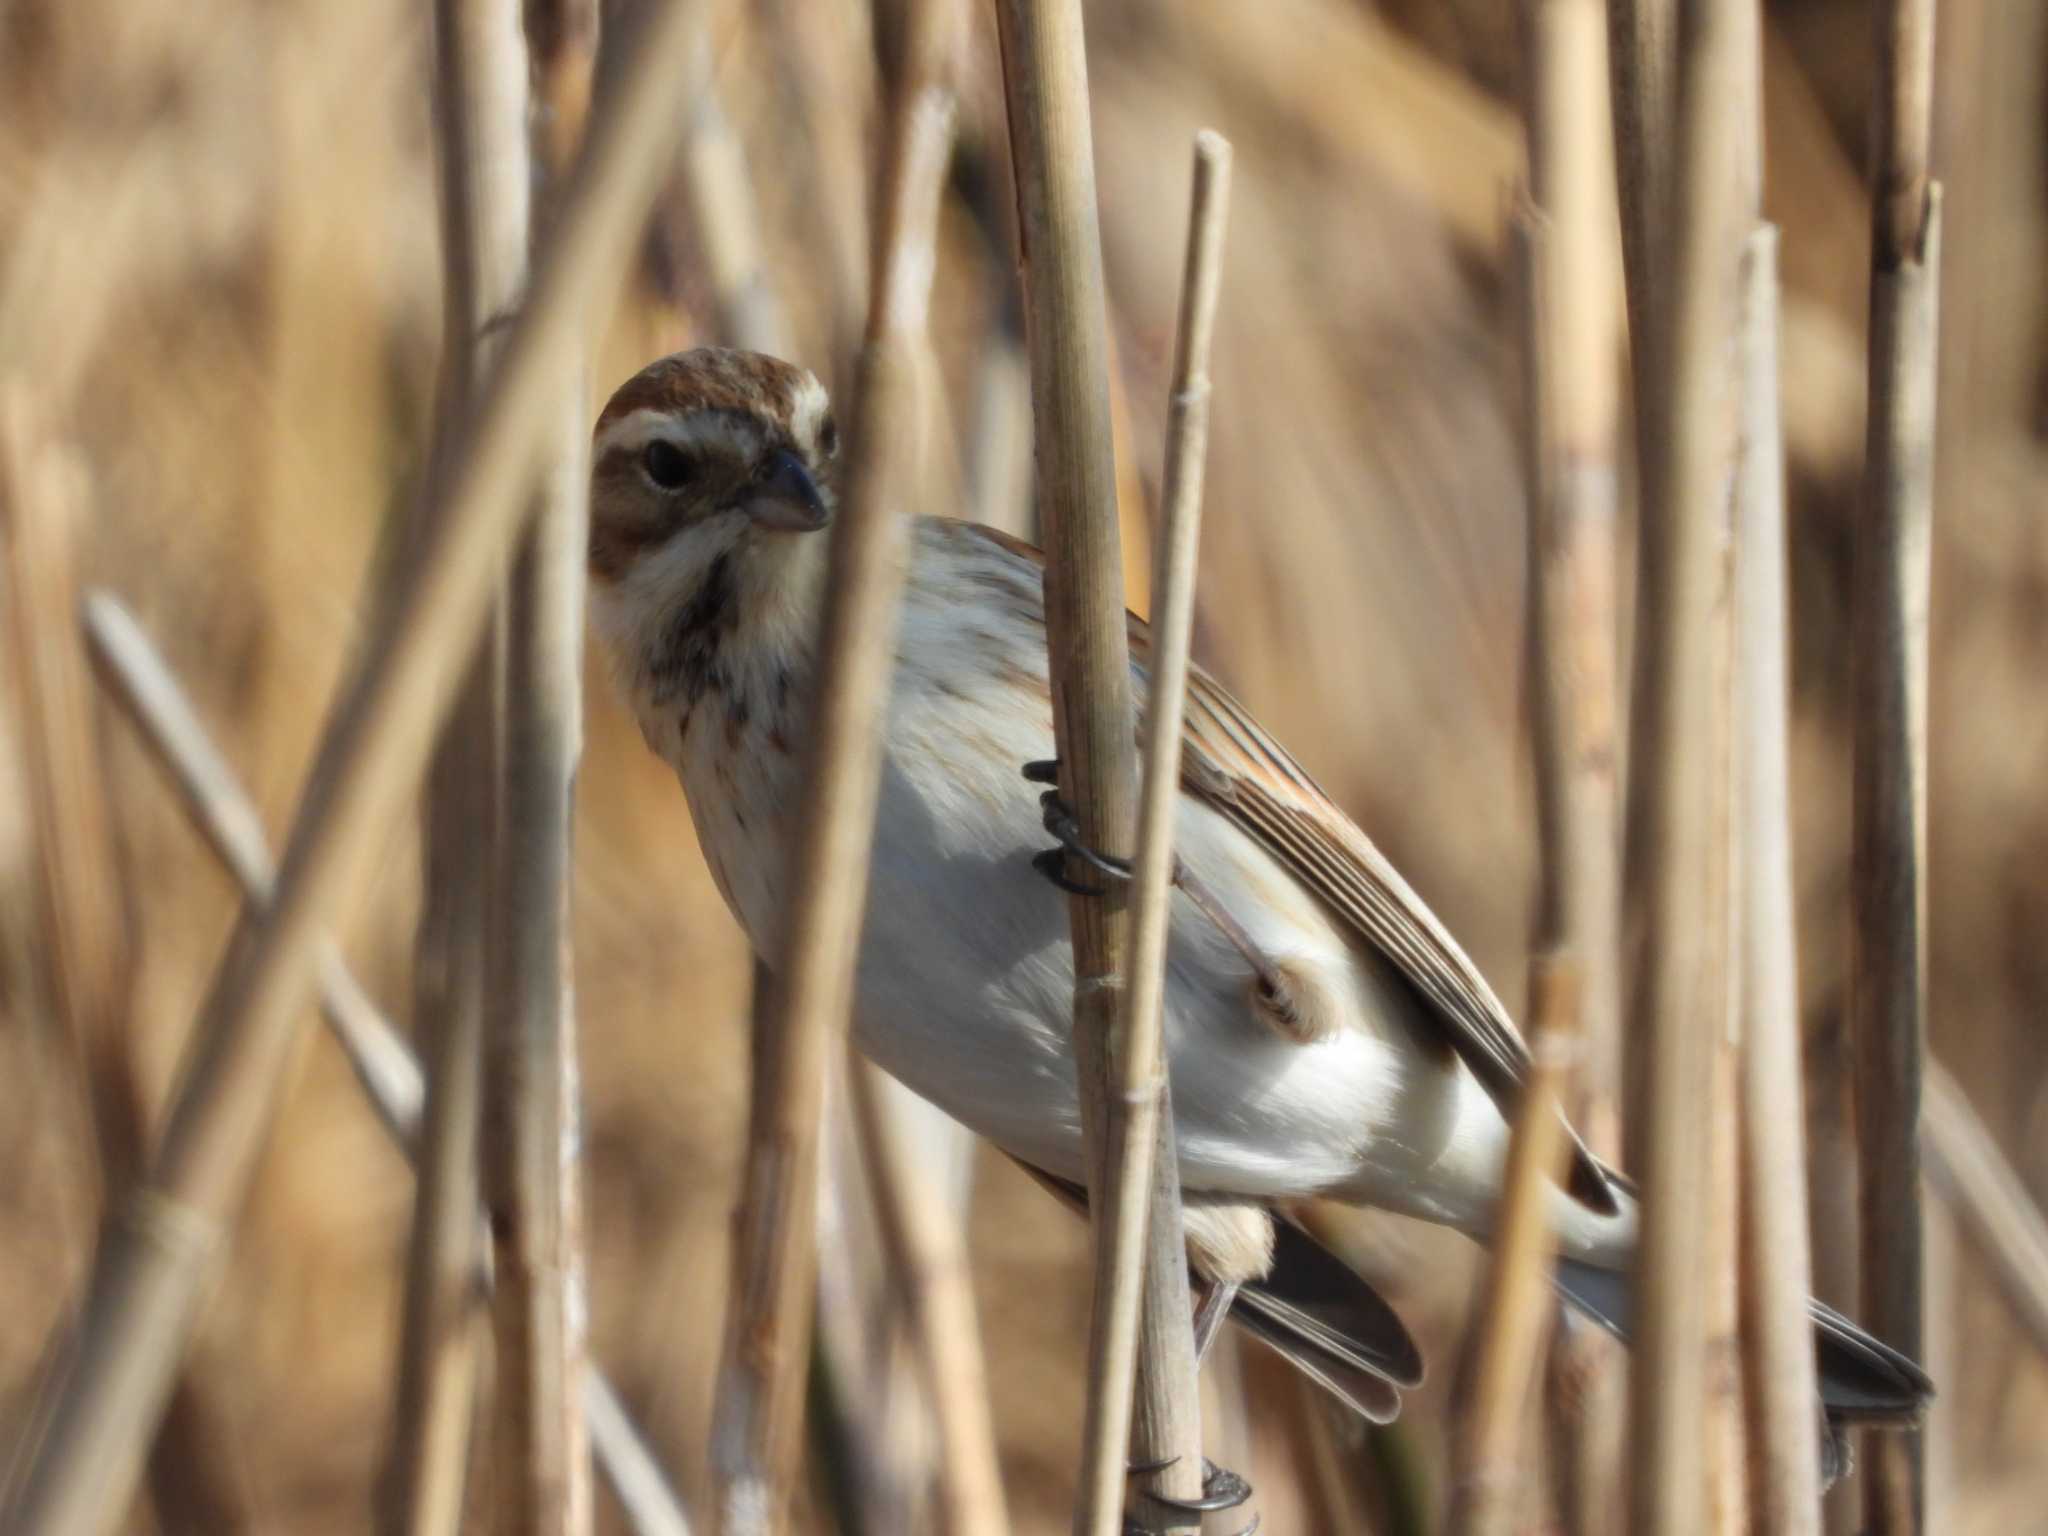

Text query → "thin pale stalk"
[1620,0,1746,1528]
[1731,224,1823,1536]
[1109,134,1232,1536]
[1853,0,1942,1521]
[848,1063,1008,1536]
[0,404,251,1535]
[0,9,712,1533]
[79,592,693,1536]
[990,2,1187,1526]
[1922,1061,2048,1358]
[704,2,958,1527]
[483,4,599,1529]
[383,0,528,1527]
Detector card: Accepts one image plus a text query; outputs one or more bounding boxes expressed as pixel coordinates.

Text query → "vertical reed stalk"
[1481,0,1624,1525]
[1113,134,1233,1536]
[704,1,958,1527]
[1731,225,1824,1536]
[80,594,695,1536]
[484,4,599,1531]
[1621,0,1746,1528]
[1853,0,1941,1525]
[0,7,713,1532]
[992,4,1204,1527]
[382,0,527,1528]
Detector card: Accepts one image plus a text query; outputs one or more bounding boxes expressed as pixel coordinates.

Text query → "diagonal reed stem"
[80,591,693,1536]
[0,7,711,1532]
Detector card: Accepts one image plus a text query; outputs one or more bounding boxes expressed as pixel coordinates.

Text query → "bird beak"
[742,447,831,532]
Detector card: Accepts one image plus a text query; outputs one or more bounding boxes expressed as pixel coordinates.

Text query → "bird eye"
[643,440,693,490]
[818,416,839,459]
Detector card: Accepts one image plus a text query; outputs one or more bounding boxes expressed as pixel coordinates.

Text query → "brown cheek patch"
[588,456,672,582]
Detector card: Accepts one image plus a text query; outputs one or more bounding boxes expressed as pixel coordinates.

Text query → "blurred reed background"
[0,0,2043,1532]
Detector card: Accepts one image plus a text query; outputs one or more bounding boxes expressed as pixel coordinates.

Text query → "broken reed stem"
[1104,132,1231,1536]
[1453,966,1576,1536]
[0,403,252,1535]
[705,2,958,1528]
[991,3,1195,1528]
[382,0,528,1530]
[847,1063,1009,1536]
[1854,0,1941,1522]
[482,4,600,1531]
[1731,225,1824,1536]
[79,592,694,1536]
[1922,1062,2048,1357]
[0,7,711,1533]
[1621,0,1745,1528]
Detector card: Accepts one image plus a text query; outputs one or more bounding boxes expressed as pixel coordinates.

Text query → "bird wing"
[1164,639,1620,1215]
[956,520,1618,1215]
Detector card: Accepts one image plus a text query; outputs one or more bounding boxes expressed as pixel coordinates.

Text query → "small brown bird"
[587,347,1929,1456]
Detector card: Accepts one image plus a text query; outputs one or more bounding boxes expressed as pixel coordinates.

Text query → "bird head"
[587,346,839,590]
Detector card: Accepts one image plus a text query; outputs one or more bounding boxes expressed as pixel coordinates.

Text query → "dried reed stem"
[1605,0,1676,535]
[992,3,1201,1527]
[1922,1062,2048,1358]
[79,592,694,1536]
[483,2,598,1528]
[848,1063,1009,1536]
[0,403,251,1535]
[1107,133,1231,1536]
[1730,224,1823,1536]
[704,2,958,1527]
[1621,0,1746,1527]
[382,0,528,1528]
[1853,0,1941,1523]
[1496,1,1626,1527]
[1461,23,1619,1520]
[1452,962,1576,1536]
[0,7,711,1532]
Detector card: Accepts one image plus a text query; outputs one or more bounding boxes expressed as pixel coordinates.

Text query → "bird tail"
[1551,1254,1933,1424]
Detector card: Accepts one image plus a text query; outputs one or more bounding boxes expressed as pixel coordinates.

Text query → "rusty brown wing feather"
[955,520,1619,1216]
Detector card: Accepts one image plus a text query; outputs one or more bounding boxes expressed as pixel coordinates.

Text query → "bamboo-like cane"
[990,4,1203,1527]
[0,404,253,1535]
[1620,0,1746,1527]
[848,1063,1009,1536]
[1853,0,1941,1525]
[79,592,694,1536]
[1730,224,1825,1536]
[0,8,710,1534]
[484,0,599,1527]
[382,0,527,1529]
[703,1,958,1528]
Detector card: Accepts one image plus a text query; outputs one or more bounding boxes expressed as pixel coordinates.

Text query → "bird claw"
[1125,1457,1256,1530]
[1023,761,1135,896]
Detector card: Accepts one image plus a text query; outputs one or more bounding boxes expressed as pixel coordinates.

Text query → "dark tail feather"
[1552,1257,1933,1423]
[1227,1218,1423,1423]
